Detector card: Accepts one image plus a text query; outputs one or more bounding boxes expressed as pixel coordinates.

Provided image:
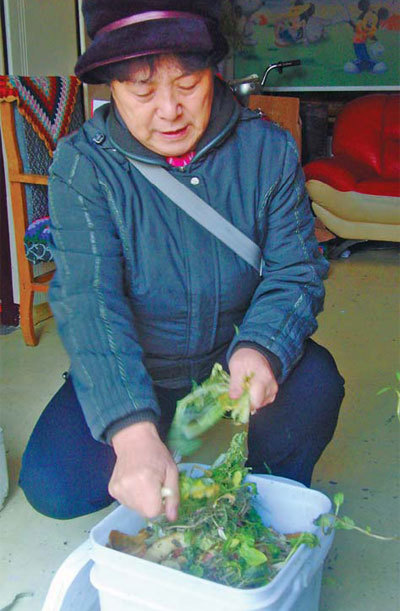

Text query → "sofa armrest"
[303,155,376,192]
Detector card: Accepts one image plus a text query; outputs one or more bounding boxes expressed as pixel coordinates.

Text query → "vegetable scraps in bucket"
[107,432,320,589]
[107,433,398,589]
[167,363,252,457]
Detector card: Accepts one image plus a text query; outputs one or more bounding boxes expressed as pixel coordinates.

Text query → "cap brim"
[75,17,227,84]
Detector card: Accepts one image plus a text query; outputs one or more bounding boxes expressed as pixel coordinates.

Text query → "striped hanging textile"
[3,75,80,155]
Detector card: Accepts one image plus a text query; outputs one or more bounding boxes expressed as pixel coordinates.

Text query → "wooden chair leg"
[19,286,38,346]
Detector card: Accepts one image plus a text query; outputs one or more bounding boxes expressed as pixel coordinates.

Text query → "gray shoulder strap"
[128,158,262,274]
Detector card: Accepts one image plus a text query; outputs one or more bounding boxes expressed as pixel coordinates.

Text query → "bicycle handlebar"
[277,60,302,68]
[227,60,302,105]
[260,60,301,87]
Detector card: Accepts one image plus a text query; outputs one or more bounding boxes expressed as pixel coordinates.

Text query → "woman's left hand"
[228,347,278,414]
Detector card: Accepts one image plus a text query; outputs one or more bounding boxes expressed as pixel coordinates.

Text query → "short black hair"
[90,53,215,84]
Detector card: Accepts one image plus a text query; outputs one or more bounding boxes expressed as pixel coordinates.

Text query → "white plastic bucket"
[90,472,334,611]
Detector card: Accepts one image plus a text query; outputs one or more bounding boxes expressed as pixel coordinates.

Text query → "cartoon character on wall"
[344,1,389,73]
[233,0,268,47]
[274,1,328,46]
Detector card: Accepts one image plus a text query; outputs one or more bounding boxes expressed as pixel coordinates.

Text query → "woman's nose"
[156,89,182,121]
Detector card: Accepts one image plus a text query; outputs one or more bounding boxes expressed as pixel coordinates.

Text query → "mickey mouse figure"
[233,0,268,47]
[274,1,316,46]
[344,0,389,74]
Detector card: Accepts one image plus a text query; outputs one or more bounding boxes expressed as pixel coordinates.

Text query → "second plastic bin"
[90,472,334,611]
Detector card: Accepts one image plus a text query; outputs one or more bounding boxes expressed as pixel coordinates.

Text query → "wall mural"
[232,0,400,90]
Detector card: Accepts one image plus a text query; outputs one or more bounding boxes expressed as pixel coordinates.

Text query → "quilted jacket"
[48,78,329,442]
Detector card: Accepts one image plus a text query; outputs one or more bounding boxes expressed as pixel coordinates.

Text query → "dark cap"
[75,0,229,84]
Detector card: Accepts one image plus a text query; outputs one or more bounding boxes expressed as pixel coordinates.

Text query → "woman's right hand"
[109,421,179,521]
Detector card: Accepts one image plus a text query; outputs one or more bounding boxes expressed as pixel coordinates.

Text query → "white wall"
[4,0,78,75]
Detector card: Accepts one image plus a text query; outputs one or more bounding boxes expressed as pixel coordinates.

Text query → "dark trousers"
[19,339,344,519]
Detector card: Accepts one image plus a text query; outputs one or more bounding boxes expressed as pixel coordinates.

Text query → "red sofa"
[304,93,400,244]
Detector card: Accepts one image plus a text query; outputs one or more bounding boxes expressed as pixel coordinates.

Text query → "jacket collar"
[104,76,241,166]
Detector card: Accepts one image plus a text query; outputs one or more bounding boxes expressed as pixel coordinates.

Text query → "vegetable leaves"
[167,363,251,457]
[108,433,318,589]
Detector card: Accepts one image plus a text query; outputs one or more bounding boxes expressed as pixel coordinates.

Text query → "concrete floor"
[0,246,399,610]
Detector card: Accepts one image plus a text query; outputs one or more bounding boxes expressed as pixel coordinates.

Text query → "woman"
[20,0,344,521]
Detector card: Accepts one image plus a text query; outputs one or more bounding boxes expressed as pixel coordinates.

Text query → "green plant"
[377,372,400,422]
[315,492,398,542]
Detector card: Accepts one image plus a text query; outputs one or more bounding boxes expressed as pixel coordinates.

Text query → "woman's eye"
[179,82,197,92]
[134,90,153,99]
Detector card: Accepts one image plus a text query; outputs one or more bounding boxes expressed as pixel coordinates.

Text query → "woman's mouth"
[160,126,188,139]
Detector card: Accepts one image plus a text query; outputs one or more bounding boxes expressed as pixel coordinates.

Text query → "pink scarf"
[166,151,195,167]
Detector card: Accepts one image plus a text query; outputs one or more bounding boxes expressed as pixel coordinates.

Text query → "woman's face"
[111,56,214,157]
